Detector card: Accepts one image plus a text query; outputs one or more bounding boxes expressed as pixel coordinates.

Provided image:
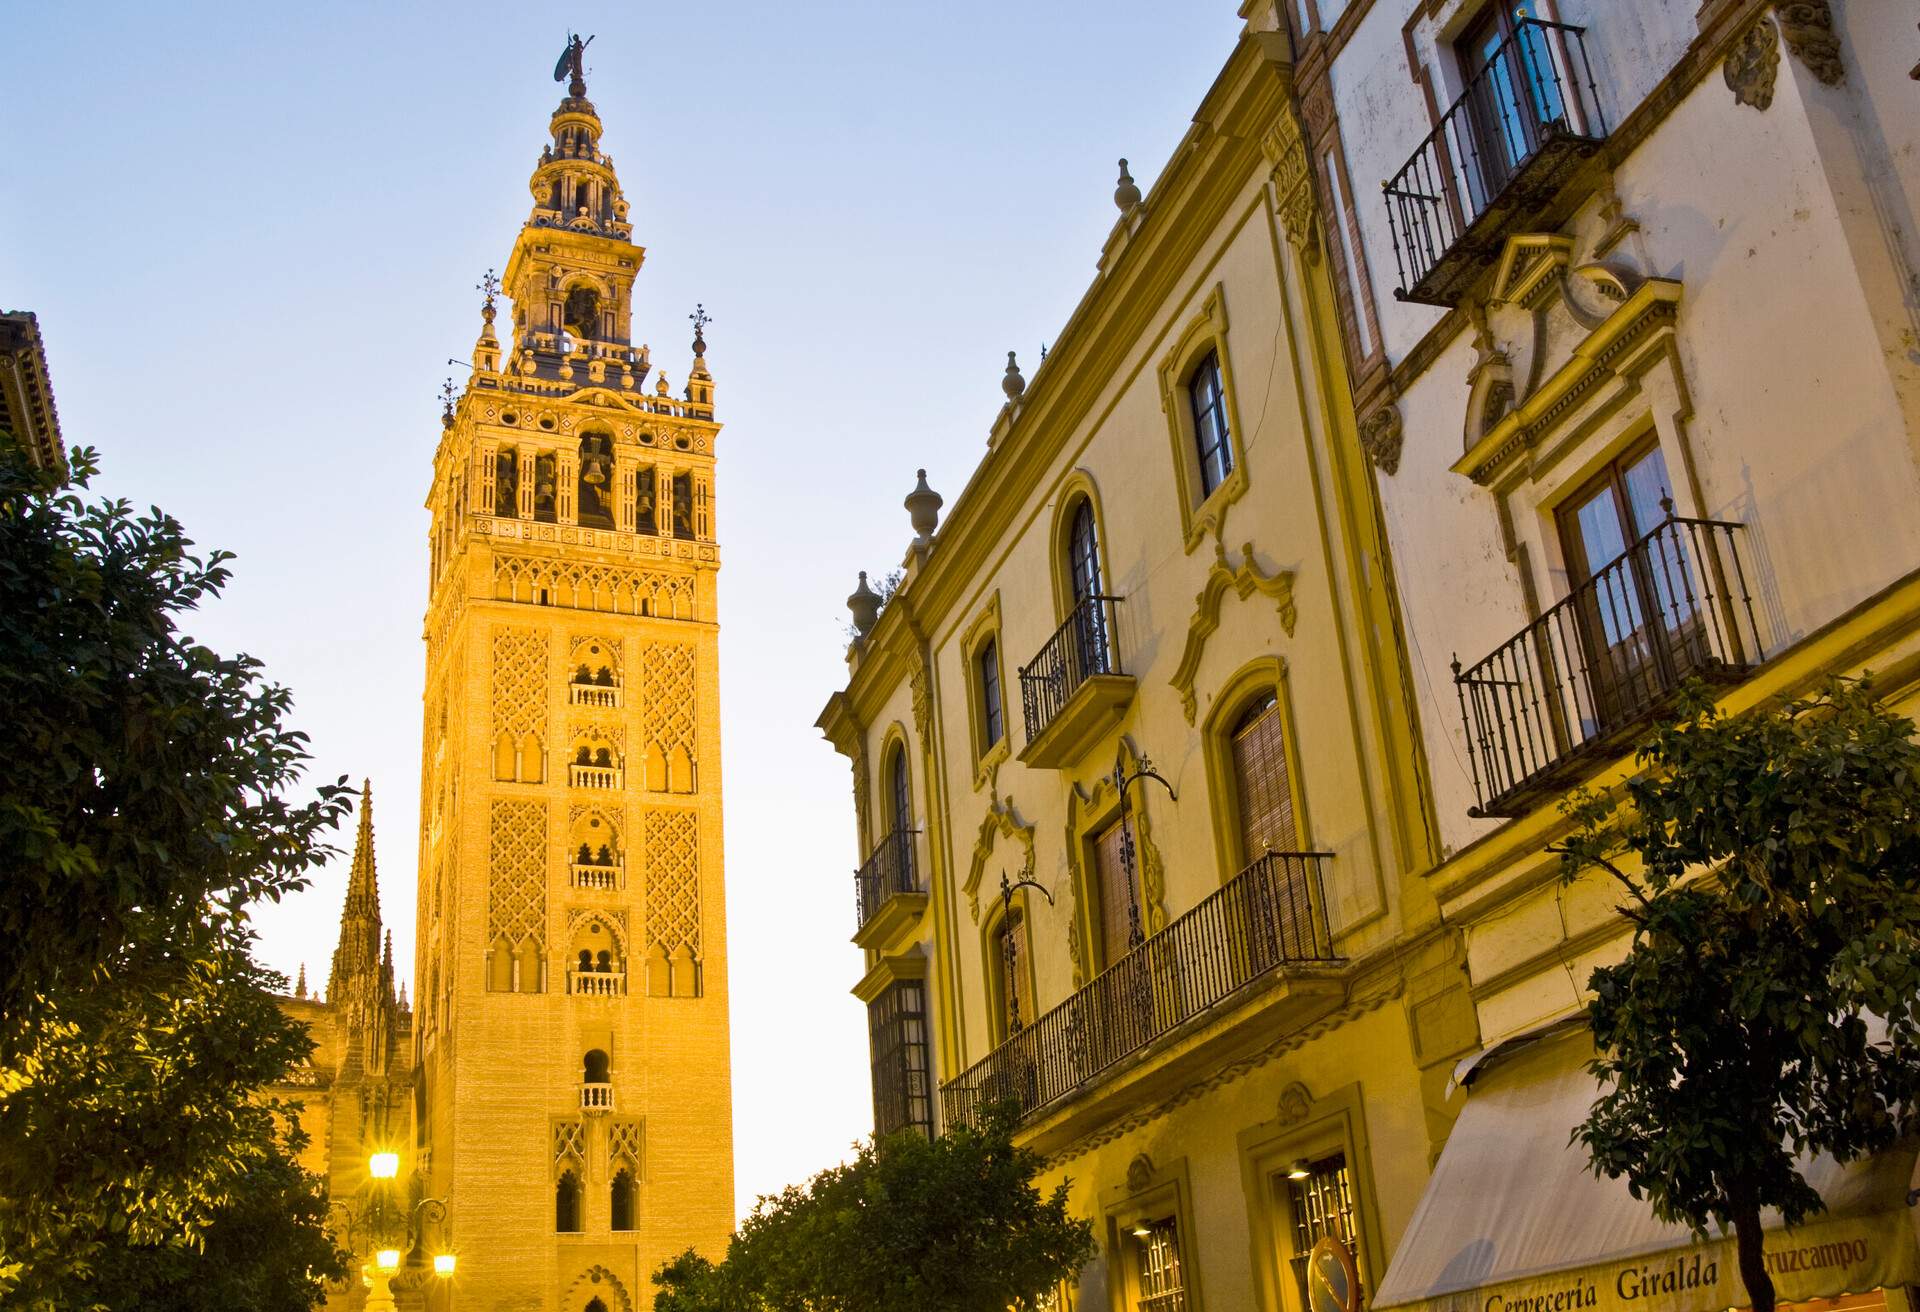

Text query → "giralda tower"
[414,40,734,1309]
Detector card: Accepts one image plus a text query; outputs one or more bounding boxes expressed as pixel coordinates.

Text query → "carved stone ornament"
[964,791,1037,923]
[1725,14,1781,108]
[1776,0,1844,85]
[909,665,932,747]
[1125,1152,1157,1193]
[1171,541,1299,724]
[1275,1080,1315,1126]
[1262,111,1317,251]
[1358,403,1404,475]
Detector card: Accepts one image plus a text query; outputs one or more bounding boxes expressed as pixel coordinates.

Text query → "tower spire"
[326,780,383,1011]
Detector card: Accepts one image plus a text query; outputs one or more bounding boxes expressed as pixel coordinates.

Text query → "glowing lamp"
[1287,1158,1313,1180]
[434,1254,457,1277]
[375,1249,402,1271]
[368,1151,400,1180]
[1129,1221,1153,1238]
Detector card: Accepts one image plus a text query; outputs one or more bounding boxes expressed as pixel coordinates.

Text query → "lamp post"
[331,1150,455,1312]
[997,870,1055,1035]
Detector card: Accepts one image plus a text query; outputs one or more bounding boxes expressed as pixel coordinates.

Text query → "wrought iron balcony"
[1018,595,1133,769]
[1384,19,1607,306]
[942,851,1338,1131]
[1455,515,1761,818]
[855,828,922,937]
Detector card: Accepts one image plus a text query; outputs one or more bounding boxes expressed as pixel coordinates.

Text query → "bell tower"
[413,37,733,1309]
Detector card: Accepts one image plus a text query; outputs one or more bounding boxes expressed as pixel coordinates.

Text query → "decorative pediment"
[1171,541,1298,724]
[964,791,1037,924]
[1489,233,1573,309]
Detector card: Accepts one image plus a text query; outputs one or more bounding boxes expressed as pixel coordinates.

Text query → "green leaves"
[0,438,348,1309]
[651,1110,1096,1312]
[1559,679,1920,1312]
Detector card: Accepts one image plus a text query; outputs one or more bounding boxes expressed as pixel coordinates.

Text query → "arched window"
[495,447,518,517]
[888,746,911,837]
[1188,349,1233,496]
[976,638,1003,751]
[990,906,1028,1040]
[1230,693,1297,865]
[611,1168,637,1231]
[577,432,613,528]
[586,1299,609,1312]
[1067,499,1103,604]
[555,1169,582,1233]
[583,1049,610,1083]
[1065,498,1110,678]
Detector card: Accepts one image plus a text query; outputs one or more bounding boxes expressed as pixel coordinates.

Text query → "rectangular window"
[868,980,932,1138]
[1287,1153,1363,1312]
[1136,1216,1189,1312]
[978,638,1004,750]
[1188,350,1234,498]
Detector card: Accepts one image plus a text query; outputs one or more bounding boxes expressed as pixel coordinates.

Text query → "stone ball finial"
[847,570,881,637]
[1114,158,1142,212]
[905,468,943,544]
[1002,351,1026,401]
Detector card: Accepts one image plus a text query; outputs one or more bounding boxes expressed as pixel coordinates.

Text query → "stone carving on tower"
[412,39,735,1309]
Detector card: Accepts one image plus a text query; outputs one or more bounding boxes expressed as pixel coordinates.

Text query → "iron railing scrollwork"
[1454,514,1761,817]
[1019,594,1125,745]
[1384,18,1606,305]
[854,828,922,933]
[941,851,1337,1130]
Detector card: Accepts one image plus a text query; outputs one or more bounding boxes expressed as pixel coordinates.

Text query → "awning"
[1373,1028,1920,1312]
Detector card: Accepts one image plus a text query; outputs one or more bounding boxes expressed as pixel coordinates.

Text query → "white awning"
[1372,1028,1920,1312]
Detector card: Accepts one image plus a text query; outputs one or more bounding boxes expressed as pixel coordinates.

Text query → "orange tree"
[652,1108,1095,1312]
[1556,680,1920,1312]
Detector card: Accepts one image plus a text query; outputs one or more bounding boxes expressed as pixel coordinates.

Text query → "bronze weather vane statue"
[554,33,594,98]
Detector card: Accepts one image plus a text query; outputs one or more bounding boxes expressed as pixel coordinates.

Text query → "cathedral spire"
[326,780,383,1010]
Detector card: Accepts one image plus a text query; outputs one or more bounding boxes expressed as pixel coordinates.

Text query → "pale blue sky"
[1,1,1244,1218]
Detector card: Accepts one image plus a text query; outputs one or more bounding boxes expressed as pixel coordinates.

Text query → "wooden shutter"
[1092,818,1134,969]
[1232,697,1297,865]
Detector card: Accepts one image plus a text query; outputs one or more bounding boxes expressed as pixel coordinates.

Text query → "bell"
[583,463,606,486]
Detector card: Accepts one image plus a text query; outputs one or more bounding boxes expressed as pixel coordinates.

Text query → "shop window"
[867,980,932,1139]
[1134,1216,1189,1312]
[1287,1153,1364,1312]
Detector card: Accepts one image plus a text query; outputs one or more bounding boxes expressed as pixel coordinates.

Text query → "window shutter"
[1232,698,1298,864]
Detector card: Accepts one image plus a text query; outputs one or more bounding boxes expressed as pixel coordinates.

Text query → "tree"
[652,1111,1097,1312]
[1556,679,1920,1312]
[0,438,351,1308]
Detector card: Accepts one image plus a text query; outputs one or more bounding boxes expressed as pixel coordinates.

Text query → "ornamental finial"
[689,303,712,357]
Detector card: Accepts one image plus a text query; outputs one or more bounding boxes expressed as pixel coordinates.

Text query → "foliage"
[1556,679,1920,1312]
[0,437,350,1309]
[652,1110,1096,1312]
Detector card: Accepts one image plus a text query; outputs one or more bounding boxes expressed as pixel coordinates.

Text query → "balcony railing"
[581,1082,614,1114]
[567,969,626,997]
[571,860,621,891]
[1454,515,1761,818]
[1384,19,1606,306]
[1019,595,1124,745]
[569,764,622,790]
[569,682,622,709]
[942,851,1338,1130]
[855,828,922,934]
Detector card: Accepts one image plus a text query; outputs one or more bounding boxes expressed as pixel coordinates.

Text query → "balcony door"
[1556,442,1697,735]
[1455,4,1566,213]
[1066,499,1108,681]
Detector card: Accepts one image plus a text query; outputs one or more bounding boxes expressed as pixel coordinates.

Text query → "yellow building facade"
[408,47,734,1312]
[817,10,1476,1311]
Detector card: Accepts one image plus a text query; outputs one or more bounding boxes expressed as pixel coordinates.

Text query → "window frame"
[1157,284,1249,554]
[1102,1155,1204,1312]
[958,593,1011,788]
[981,893,1038,1047]
[1200,658,1314,887]
[867,978,934,1139]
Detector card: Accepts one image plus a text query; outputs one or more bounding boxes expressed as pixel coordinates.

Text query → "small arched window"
[1229,693,1296,866]
[583,1049,611,1083]
[555,1169,582,1233]
[1067,499,1103,604]
[888,746,911,837]
[1188,349,1233,497]
[611,1168,637,1231]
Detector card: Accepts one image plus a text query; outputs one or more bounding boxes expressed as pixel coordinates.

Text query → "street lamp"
[328,1150,455,1312]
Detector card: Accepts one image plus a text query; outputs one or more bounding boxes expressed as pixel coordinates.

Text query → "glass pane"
[1620,445,1673,540]
[1567,482,1629,579]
